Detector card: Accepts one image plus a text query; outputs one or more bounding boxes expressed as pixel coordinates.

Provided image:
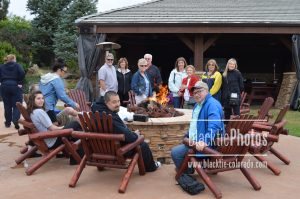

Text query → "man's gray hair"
[104,91,119,103]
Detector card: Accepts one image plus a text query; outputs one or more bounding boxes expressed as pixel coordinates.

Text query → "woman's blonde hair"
[118,57,129,69]
[6,54,16,62]
[223,58,238,77]
[185,65,196,73]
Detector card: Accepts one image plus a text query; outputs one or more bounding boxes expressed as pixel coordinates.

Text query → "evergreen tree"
[27,0,72,66]
[0,0,10,20]
[53,0,98,71]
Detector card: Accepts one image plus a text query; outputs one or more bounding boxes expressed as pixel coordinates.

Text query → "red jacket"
[181,75,200,96]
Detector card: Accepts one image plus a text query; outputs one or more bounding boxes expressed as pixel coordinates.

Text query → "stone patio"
[0,102,300,199]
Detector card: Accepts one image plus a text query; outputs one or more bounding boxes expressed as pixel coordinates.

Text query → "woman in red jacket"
[178,65,200,109]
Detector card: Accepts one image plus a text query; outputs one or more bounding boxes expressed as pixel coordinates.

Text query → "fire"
[148,85,170,106]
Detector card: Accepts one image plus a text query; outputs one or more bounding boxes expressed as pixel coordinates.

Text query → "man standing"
[91,91,161,172]
[98,53,118,97]
[144,53,162,93]
[171,81,224,172]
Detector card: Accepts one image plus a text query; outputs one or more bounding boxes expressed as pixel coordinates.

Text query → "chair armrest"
[182,138,223,158]
[18,120,35,129]
[29,128,73,140]
[118,135,145,155]
[251,123,272,132]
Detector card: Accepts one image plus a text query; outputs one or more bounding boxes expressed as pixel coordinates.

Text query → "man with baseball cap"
[171,81,224,173]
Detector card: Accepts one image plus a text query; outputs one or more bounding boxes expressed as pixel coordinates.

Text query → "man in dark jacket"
[91,91,161,172]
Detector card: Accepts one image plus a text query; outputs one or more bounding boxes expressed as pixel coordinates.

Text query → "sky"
[7,0,150,20]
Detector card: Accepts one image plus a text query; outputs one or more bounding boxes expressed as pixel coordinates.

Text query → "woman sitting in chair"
[27,90,83,163]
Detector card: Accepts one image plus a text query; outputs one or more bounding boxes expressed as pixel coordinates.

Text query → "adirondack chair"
[15,102,81,175]
[248,104,290,175]
[123,90,136,107]
[240,91,250,114]
[68,89,91,112]
[69,111,146,193]
[255,97,274,121]
[175,114,260,199]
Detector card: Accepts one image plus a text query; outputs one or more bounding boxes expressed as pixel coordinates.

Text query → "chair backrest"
[257,97,274,120]
[69,89,91,112]
[77,111,126,166]
[240,91,247,106]
[16,102,49,153]
[218,114,255,162]
[274,104,289,124]
[127,90,136,106]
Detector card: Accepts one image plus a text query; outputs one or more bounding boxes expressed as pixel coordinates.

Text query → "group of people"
[0,52,245,175]
[168,57,244,120]
[98,53,162,106]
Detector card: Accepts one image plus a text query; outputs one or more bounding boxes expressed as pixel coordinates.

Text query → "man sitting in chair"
[171,81,224,173]
[91,91,161,172]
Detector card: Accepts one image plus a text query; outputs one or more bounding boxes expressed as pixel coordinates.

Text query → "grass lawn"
[250,106,300,137]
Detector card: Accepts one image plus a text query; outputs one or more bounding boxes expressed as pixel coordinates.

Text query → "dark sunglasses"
[107,59,114,61]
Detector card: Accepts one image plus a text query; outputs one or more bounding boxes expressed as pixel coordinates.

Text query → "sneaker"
[13,122,20,130]
[155,161,161,169]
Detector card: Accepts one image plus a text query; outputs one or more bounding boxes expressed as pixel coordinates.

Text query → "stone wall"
[275,72,297,108]
[126,109,193,164]
[127,123,189,164]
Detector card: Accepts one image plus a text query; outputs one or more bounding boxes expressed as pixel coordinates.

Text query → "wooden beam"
[277,36,292,52]
[203,34,220,52]
[93,25,300,34]
[194,34,204,71]
[176,34,194,52]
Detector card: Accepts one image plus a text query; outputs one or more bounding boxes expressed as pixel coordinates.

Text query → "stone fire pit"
[126,109,192,164]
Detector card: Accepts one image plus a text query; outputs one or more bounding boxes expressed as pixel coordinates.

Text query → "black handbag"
[229,92,240,106]
[176,174,205,195]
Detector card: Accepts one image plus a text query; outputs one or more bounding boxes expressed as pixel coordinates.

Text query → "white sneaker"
[155,161,161,169]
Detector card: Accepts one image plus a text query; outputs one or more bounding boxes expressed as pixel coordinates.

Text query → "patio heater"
[96,41,121,55]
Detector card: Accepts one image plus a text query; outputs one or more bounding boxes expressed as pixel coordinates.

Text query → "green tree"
[27,0,72,67]
[53,0,98,71]
[0,0,10,20]
[0,16,32,69]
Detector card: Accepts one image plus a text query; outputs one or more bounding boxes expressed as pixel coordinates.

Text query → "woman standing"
[179,65,200,109]
[0,54,25,129]
[168,57,187,108]
[202,59,222,102]
[116,57,132,106]
[222,58,244,120]
[131,58,152,104]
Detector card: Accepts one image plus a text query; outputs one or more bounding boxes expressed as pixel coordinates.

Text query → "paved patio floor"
[0,102,300,199]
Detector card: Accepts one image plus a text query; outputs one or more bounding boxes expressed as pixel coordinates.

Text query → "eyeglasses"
[139,65,147,67]
[61,68,67,73]
[193,89,205,95]
[107,59,114,61]
[144,58,151,60]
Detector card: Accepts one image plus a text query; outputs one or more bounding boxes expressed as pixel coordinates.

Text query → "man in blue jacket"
[171,81,224,172]
[39,59,79,122]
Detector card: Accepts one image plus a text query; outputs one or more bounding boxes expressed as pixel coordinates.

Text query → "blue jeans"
[171,144,190,169]
[173,97,182,108]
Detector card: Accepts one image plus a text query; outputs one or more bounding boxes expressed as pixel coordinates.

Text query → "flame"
[155,85,170,106]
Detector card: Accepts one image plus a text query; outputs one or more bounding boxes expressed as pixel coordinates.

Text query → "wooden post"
[194,34,204,71]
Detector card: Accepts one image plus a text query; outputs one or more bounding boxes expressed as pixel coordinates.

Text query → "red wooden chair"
[123,90,136,107]
[240,91,250,114]
[249,104,290,175]
[15,102,81,175]
[176,114,260,199]
[254,97,274,122]
[68,89,91,112]
[69,111,146,193]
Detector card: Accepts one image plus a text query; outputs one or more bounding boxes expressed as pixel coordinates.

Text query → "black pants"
[1,85,23,125]
[224,105,240,123]
[125,142,157,172]
[118,92,129,107]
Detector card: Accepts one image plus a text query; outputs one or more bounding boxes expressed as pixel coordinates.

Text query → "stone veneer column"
[275,72,297,108]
